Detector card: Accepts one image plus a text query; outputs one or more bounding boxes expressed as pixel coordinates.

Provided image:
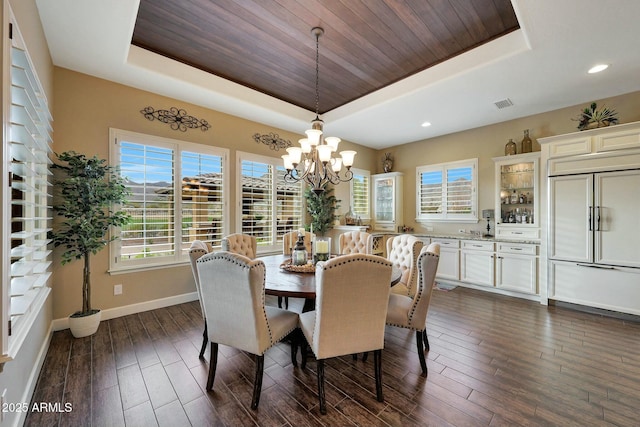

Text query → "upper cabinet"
[372,172,403,232]
[493,153,540,240]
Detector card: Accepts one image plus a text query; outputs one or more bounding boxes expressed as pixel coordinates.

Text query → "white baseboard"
[51,292,199,331]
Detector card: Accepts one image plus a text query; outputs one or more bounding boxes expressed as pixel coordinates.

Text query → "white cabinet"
[460,241,494,287]
[493,153,540,240]
[372,172,403,232]
[431,238,459,281]
[496,242,538,294]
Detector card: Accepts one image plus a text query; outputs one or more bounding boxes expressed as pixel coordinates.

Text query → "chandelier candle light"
[281,27,356,193]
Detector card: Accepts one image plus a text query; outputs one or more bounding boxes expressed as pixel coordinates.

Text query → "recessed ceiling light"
[421,121,432,127]
[588,64,609,74]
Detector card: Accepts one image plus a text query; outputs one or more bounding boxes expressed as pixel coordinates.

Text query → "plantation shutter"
[118,141,176,262]
[419,169,443,216]
[275,166,303,242]
[351,171,370,219]
[446,166,474,215]
[180,151,225,251]
[7,22,53,347]
[240,159,273,245]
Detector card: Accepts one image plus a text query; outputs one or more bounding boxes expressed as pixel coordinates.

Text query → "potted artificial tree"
[304,183,339,235]
[50,151,130,338]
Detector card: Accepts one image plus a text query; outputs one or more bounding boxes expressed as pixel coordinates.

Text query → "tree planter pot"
[68,309,101,338]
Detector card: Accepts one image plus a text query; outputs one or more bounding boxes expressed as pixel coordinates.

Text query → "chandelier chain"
[314,30,320,116]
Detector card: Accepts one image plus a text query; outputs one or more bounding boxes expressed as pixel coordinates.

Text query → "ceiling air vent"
[494,98,514,109]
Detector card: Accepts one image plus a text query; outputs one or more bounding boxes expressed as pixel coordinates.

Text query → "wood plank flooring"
[25,287,640,426]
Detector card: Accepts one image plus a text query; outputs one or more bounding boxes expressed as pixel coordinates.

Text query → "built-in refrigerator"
[548,169,640,314]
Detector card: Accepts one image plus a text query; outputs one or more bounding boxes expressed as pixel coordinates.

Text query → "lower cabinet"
[460,241,495,287]
[496,242,538,294]
[432,238,460,281]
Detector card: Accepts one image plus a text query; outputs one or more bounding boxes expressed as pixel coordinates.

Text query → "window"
[3,16,53,358]
[350,168,370,219]
[416,158,478,222]
[237,152,304,253]
[110,129,228,271]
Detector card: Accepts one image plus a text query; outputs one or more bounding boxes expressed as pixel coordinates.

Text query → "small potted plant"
[50,151,131,338]
[574,102,619,131]
[304,183,339,236]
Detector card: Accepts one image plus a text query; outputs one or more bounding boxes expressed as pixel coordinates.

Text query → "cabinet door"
[549,175,592,262]
[460,250,494,287]
[374,177,395,223]
[595,170,640,267]
[496,253,537,294]
[436,248,460,281]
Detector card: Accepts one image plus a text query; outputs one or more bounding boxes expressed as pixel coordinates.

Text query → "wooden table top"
[261,254,401,299]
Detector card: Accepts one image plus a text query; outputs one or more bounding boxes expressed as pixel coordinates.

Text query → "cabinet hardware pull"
[576,263,616,270]
[473,244,482,247]
[510,247,523,251]
[512,232,523,235]
[596,206,601,231]
[588,206,593,231]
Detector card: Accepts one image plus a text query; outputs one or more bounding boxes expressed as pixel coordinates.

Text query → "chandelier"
[281,27,356,193]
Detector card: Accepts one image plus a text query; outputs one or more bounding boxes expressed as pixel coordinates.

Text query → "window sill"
[109,260,189,275]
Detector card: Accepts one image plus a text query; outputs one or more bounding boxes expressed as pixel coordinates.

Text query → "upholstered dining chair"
[386,242,440,376]
[338,230,373,255]
[280,230,314,309]
[298,254,392,414]
[221,233,258,259]
[386,234,423,297]
[196,251,299,410]
[188,240,210,358]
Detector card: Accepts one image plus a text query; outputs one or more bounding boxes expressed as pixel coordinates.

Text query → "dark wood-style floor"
[26,287,640,427]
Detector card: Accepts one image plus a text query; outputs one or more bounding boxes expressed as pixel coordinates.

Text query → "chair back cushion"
[221,233,257,259]
[282,231,313,255]
[307,254,392,359]
[386,234,423,296]
[196,251,274,355]
[409,243,440,328]
[338,231,373,255]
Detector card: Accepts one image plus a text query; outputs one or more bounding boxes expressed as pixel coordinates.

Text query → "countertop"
[369,231,539,245]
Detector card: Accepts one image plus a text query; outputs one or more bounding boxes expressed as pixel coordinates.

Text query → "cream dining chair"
[221,233,258,259]
[338,230,373,254]
[386,242,440,376]
[196,251,299,409]
[188,240,210,358]
[386,234,423,297]
[298,254,392,414]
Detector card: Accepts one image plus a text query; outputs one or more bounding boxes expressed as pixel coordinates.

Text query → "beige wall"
[381,91,640,235]
[51,67,377,319]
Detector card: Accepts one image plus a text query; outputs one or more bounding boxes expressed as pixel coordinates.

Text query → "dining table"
[261,253,402,312]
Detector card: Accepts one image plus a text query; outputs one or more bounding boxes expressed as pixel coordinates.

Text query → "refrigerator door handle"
[576,263,616,270]
[596,206,601,231]
[588,206,593,231]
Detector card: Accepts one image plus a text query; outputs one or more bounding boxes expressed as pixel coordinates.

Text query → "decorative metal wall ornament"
[140,106,210,132]
[253,132,292,151]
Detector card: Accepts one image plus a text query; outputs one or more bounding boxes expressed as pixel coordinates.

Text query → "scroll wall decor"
[253,132,292,151]
[140,106,210,132]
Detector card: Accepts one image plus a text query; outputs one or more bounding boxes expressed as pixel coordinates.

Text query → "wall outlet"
[114,284,123,295]
[458,228,466,233]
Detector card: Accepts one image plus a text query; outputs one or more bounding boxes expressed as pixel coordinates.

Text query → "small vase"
[505,138,517,156]
[382,153,393,172]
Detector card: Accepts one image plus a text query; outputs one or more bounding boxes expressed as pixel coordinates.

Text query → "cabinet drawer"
[495,227,540,240]
[431,238,459,248]
[497,242,537,255]
[461,240,494,251]
[373,223,396,232]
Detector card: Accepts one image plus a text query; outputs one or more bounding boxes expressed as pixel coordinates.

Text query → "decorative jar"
[505,138,517,156]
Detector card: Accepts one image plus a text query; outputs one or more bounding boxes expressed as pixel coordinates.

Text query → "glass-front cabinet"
[372,172,403,232]
[493,152,540,240]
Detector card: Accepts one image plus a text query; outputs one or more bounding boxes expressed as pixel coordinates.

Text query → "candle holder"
[313,237,331,264]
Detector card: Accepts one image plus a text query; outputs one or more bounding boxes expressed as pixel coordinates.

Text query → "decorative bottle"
[521,129,532,153]
[292,235,308,266]
[505,138,517,156]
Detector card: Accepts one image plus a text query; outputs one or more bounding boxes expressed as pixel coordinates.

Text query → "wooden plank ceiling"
[132,0,519,114]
